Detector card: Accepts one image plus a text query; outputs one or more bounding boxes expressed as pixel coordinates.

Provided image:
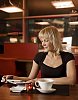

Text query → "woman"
[2,26,76,85]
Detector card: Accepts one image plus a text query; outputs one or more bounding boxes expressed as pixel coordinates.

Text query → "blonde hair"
[38,26,62,54]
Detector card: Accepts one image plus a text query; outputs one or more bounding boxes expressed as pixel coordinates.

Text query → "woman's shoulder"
[36,52,48,56]
[60,51,75,61]
[38,52,48,54]
[60,51,74,56]
[34,52,48,59]
[34,52,48,64]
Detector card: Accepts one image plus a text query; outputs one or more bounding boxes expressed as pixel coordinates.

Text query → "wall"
[0,43,38,60]
[0,43,38,76]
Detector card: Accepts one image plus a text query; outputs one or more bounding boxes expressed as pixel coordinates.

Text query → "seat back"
[0,58,16,75]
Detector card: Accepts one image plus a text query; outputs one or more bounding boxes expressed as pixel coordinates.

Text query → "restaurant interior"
[0,0,78,83]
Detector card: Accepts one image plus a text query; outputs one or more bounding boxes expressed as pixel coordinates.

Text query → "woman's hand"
[26,79,35,85]
[25,79,37,91]
[1,75,13,83]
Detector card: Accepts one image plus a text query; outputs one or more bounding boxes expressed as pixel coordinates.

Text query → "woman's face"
[39,37,54,52]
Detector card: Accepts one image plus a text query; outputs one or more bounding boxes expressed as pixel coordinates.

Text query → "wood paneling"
[0,43,38,60]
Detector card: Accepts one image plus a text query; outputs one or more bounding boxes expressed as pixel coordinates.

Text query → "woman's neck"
[48,51,60,57]
[48,51,56,57]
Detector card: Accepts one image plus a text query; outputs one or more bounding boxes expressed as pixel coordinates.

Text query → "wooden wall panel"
[0,43,38,60]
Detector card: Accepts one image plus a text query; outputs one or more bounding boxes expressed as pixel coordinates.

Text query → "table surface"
[0,84,78,100]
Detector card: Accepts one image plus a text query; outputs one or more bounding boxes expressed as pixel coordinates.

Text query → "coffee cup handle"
[35,81,40,88]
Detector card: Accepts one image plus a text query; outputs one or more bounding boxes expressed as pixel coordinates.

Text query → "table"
[0,84,78,100]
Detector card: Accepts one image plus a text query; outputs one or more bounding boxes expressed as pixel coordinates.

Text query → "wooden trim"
[4,13,78,20]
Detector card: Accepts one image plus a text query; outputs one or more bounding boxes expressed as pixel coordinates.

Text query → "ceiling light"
[0,6,23,13]
[53,19,64,25]
[51,0,74,8]
[0,0,23,13]
[35,22,49,25]
[69,21,78,25]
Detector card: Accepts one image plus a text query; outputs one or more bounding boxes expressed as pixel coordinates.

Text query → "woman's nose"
[42,42,46,46]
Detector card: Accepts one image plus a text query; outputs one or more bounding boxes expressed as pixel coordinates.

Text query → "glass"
[27,16,78,46]
[0,19,22,43]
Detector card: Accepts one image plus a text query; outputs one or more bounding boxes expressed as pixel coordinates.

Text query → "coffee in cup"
[35,78,54,90]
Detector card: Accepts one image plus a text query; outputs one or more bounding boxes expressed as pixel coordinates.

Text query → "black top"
[34,51,75,78]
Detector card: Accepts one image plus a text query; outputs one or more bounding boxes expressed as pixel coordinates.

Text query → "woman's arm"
[13,60,39,81]
[52,60,76,85]
[28,60,39,79]
[1,60,39,82]
[23,60,40,83]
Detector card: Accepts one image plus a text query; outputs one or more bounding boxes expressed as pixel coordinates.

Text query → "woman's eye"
[45,40,49,42]
[41,40,43,43]
[40,39,49,43]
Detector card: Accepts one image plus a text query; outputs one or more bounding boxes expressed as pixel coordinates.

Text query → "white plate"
[10,85,26,92]
[36,88,56,93]
[7,79,26,85]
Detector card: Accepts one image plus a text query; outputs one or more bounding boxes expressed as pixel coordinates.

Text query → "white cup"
[35,78,54,90]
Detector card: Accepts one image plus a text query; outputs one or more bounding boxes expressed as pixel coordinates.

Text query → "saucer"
[36,88,56,93]
[7,79,26,85]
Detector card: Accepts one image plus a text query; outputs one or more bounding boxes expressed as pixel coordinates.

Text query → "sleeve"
[65,52,75,63]
[34,52,44,65]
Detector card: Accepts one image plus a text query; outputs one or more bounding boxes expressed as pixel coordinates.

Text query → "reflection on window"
[27,18,64,43]
[62,37,72,52]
